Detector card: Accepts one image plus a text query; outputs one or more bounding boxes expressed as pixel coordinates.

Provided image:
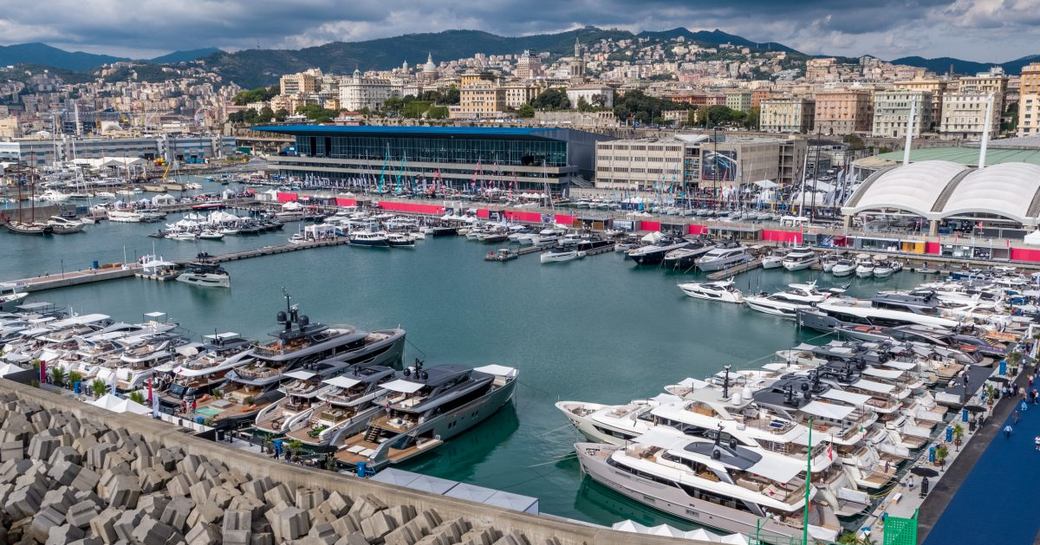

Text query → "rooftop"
[252,124,597,142]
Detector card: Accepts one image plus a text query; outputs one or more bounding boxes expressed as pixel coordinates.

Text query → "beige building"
[813,89,873,135]
[565,84,614,110]
[725,90,753,113]
[0,116,19,139]
[501,82,539,109]
[872,90,933,138]
[456,74,506,118]
[895,78,947,130]
[514,50,542,81]
[338,69,395,111]
[939,91,1001,140]
[760,97,815,133]
[594,134,807,191]
[805,58,840,83]
[279,69,321,97]
[1017,63,1040,137]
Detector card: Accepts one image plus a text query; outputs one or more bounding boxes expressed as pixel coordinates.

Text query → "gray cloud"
[0,0,1036,61]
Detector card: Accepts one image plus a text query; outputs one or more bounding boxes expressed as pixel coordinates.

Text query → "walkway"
[922,378,1040,545]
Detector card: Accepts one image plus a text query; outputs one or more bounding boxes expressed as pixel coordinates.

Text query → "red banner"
[335,197,358,207]
[1011,247,1040,262]
[761,229,803,244]
[639,221,662,232]
[276,192,298,203]
[376,201,445,215]
[687,224,708,235]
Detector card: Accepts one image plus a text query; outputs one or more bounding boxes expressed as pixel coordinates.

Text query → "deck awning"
[852,379,895,394]
[381,379,424,394]
[324,376,362,389]
[748,456,803,483]
[634,426,690,451]
[473,364,517,377]
[283,370,317,381]
[863,367,904,380]
[883,360,918,371]
[801,400,856,420]
[820,389,872,406]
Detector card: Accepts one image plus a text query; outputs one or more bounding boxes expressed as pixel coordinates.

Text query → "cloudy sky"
[1,0,1038,61]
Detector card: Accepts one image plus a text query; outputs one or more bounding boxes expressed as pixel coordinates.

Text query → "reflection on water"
[403,402,520,482]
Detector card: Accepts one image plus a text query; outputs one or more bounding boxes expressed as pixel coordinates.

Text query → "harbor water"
[0,191,930,528]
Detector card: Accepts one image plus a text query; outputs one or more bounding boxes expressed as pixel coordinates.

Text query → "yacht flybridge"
[335,360,517,470]
[283,363,398,449]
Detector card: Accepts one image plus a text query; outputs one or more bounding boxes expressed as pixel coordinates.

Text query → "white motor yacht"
[831,259,857,278]
[677,279,745,303]
[695,245,750,272]
[540,248,585,263]
[854,255,875,278]
[781,247,817,271]
[743,294,812,319]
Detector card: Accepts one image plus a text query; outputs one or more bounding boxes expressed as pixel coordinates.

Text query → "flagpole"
[803,415,813,545]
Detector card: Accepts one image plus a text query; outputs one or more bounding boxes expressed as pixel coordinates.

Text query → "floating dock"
[706,258,763,281]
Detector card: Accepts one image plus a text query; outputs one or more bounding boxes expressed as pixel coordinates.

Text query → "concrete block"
[457,528,499,545]
[41,486,77,513]
[66,500,100,528]
[249,533,274,545]
[209,485,237,509]
[348,495,387,521]
[46,523,86,545]
[166,474,192,497]
[177,454,203,476]
[295,488,326,510]
[49,460,82,486]
[189,479,214,505]
[360,510,398,542]
[184,523,220,545]
[325,491,352,517]
[70,466,100,493]
[263,483,293,508]
[186,500,224,527]
[4,479,44,519]
[68,538,103,545]
[222,510,252,545]
[239,477,272,498]
[307,523,338,545]
[131,517,177,545]
[49,446,82,465]
[103,474,140,509]
[333,533,371,545]
[155,448,181,472]
[139,466,172,493]
[112,509,145,542]
[0,440,24,462]
[269,505,310,542]
[88,508,121,544]
[490,532,529,545]
[331,514,360,536]
[159,496,195,532]
[386,505,416,526]
[137,494,170,519]
[27,435,60,461]
[30,506,67,543]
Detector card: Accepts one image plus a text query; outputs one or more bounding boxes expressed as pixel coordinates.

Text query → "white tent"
[0,363,27,377]
[90,393,151,415]
[753,179,778,189]
[152,194,176,206]
[1024,230,1040,246]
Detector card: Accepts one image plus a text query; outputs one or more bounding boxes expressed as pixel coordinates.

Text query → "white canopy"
[473,364,517,377]
[381,379,425,394]
[324,376,362,389]
[0,363,26,377]
[852,379,895,394]
[883,360,918,371]
[748,455,803,483]
[633,426,689,451]
[90,394,150,415]
[1025,230,1040,246]
[820,389,872,406]
[283,370,317,381]
[863,367,904,380]
[801,400,856,420]
[753,180,778,189]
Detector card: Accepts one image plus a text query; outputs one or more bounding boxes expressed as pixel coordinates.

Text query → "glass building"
[254,125,609,193]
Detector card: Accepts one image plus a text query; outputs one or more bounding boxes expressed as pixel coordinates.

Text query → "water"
[0,192,930,527]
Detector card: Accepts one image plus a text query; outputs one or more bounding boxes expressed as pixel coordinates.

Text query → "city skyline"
[0,0,1038,62]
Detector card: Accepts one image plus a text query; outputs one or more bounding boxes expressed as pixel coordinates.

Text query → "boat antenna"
[722,365,731,399]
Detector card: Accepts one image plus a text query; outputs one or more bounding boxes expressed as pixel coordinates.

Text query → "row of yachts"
[0,294,518,471]
[559,269,1033,543]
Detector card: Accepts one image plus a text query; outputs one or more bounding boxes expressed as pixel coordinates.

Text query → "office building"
[872,90,933,137]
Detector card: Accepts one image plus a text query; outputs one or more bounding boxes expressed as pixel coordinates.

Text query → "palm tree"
[128,391,146,404]
[68,371,83,388]
[91,379,107,398]
[49,367,66,388]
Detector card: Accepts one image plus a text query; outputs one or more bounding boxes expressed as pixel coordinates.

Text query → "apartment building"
[939,90,1001,140]
[1017,63,1040,137]
[279,69,322,97]
[895,78,947,130]
[760,97,815,133]
[872,90,933,137]
[813,89,873,135]
[724,90,753,113]
[338,69,396,111]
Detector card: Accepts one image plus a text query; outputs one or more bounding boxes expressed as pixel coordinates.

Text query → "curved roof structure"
[939,163,1040,224]
[843,160,1040,226]
[844,160,969,217]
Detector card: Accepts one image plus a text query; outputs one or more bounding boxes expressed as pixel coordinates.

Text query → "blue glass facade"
[296,134,568,168]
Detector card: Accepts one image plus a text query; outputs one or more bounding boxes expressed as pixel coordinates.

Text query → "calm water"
[0,187,929,527]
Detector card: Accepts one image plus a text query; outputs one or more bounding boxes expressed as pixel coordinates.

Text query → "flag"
[151,391,160,419]
[826,438,833,461]
[147,377,153,404]
[39,359,47,384]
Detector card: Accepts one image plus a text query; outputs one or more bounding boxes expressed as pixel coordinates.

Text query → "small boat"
[429,226,457,237]
[540,248,585,264]
[387,233,416,247]
[485,248,518,262]
[831,259,856,277]
[743,294,811,318]
[349,231,390,247]
[176,256,230,288]
[288,233,307,245]
[761,253,784,269]
[2,222,53,235]
[167,231,197,241]
[677,279,744,303]
[913,265,941,275]
[198,231,224,240]
[821,255,840,273]
[695,244,750,272]
[0,283,27,312]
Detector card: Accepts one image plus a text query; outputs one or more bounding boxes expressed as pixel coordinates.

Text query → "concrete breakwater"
[0,380,695,545]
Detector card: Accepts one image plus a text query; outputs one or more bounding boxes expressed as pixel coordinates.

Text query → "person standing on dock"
[1004,424,1013,438]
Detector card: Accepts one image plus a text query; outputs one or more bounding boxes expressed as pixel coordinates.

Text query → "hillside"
[0,42,125,71]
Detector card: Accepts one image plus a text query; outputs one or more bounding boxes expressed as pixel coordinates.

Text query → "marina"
[4,197,1037,542]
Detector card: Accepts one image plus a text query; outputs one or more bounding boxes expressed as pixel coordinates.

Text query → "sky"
[0,0,1038,61]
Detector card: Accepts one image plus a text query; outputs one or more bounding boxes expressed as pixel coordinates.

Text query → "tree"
[426,106,449,119]
[612,90,682,125]
[517,104,535,118]
[129,391,146,404]
[256,106,275,123]
[843,133,865,150]
[273,108,289,122]
[49,367,66,388]
[295,104,338,123]
[91,379,107,398]
[232,86,277,105]
[531,88,571,110]
[443,85,460,105]
[68,371,83,389]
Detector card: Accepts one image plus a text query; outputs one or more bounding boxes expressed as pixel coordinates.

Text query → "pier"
[3,238,351,293]
[706,258,763,281]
